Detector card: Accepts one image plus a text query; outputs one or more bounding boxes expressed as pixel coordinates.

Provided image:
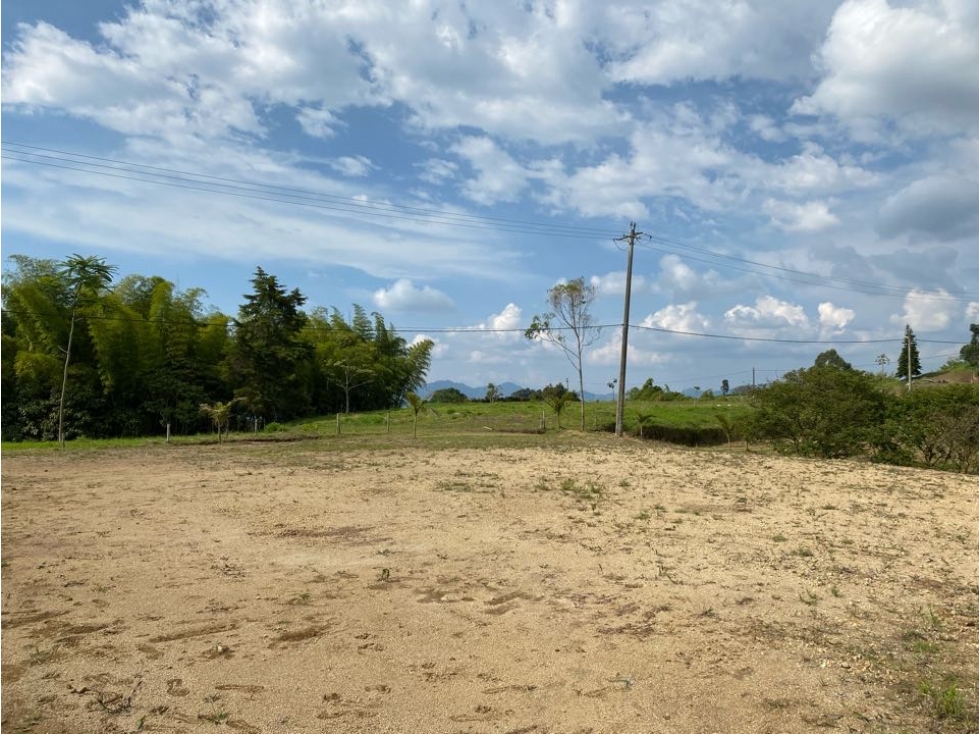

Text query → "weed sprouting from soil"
[918,680,968,721]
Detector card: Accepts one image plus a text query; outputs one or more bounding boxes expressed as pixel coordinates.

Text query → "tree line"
[2,255,433,441]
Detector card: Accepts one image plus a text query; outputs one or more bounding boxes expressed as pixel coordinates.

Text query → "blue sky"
[3,0,978,394]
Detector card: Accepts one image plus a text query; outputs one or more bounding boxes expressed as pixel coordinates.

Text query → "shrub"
[873,385,979,473]
[747,367,886,458]
[427,387,469,404]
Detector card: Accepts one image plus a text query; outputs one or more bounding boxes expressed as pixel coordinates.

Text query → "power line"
[5,307,965,345]
[3,141,616,235]
[5,143,977,302]
[628,322,962,344]
[646,234,918,297]
[652,350,963,388]
[636,238,978,303]
[1,153,608,240]
[1,143,615,240]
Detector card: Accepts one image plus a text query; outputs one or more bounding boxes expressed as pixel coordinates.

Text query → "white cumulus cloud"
[412,333,448,359]
[793,0,979,136]
[725,296,809,329]
[372,279,455,312]
[589,333,667,368]
[890,289,954,331]
[485,303,522,331]
[590,271,650,296]
[451,136,530,205]
[763,198,840,232]
[818,302,855,333]
[641,302,710,333]
[476,303,524,341]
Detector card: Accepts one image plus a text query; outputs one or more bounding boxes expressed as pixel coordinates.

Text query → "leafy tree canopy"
[525,277,598,430]
[813,349,853,370]
[428,387,469,403]
[747,366,886,458]
[961,323,979,368]
[2,258,434,441]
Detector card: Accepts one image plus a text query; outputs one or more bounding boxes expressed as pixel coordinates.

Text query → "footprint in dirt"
[484,590,541,615]
[166,678,190,697]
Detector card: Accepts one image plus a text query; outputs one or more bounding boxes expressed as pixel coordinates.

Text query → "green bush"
[873,385,979,473]
[427,387,469,404]
[747,367,886,458]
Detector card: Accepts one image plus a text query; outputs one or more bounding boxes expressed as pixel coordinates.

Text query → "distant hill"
[422,380,614,401]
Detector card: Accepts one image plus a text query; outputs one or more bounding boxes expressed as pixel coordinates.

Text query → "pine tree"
[895,324,922,380]
[960,323,979,368]
[228,267,314,421]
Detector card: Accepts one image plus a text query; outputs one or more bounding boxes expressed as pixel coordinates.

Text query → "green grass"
[1,435,166,454]
[918,680,968,721]
[2,397,755,454]
[286,398,752,442]
[625,398,750,429]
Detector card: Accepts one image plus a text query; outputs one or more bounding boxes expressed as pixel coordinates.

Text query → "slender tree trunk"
[58,311,77,448]
[577,344,586,431]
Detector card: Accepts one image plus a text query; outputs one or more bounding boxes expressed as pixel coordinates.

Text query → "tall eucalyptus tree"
[57,255,117,447]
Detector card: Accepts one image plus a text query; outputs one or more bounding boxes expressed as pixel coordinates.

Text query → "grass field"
[0,398,750,451]
[286,397,753,441]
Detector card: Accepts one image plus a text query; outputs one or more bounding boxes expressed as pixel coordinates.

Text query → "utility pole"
[907,338,912,393]
[614,222,644,437]
[903,324,914,392]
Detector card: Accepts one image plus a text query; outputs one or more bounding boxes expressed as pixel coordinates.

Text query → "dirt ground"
[2,439,977,733]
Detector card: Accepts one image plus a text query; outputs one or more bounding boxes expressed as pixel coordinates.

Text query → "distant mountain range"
[421,380,613,401]
[421,380,737,402]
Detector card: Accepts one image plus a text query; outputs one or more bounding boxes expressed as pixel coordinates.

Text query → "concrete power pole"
[907,331,913,393]
[614,222,645,437]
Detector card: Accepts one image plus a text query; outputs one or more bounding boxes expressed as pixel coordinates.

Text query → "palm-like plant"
[57,255,117,447]
[200,400,237,442]
[404,391,427,438]
[634,410,654,438]
[546,392,575,430]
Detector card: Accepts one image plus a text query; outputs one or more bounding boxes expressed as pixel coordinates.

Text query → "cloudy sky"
[3,0,978,394]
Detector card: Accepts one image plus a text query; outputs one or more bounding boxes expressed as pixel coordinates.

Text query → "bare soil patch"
[2,440,977,733]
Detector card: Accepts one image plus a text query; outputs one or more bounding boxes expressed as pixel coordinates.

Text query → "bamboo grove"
[1,256,434,441]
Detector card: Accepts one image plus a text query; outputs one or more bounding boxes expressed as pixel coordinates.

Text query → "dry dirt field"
[2,438,977,734]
